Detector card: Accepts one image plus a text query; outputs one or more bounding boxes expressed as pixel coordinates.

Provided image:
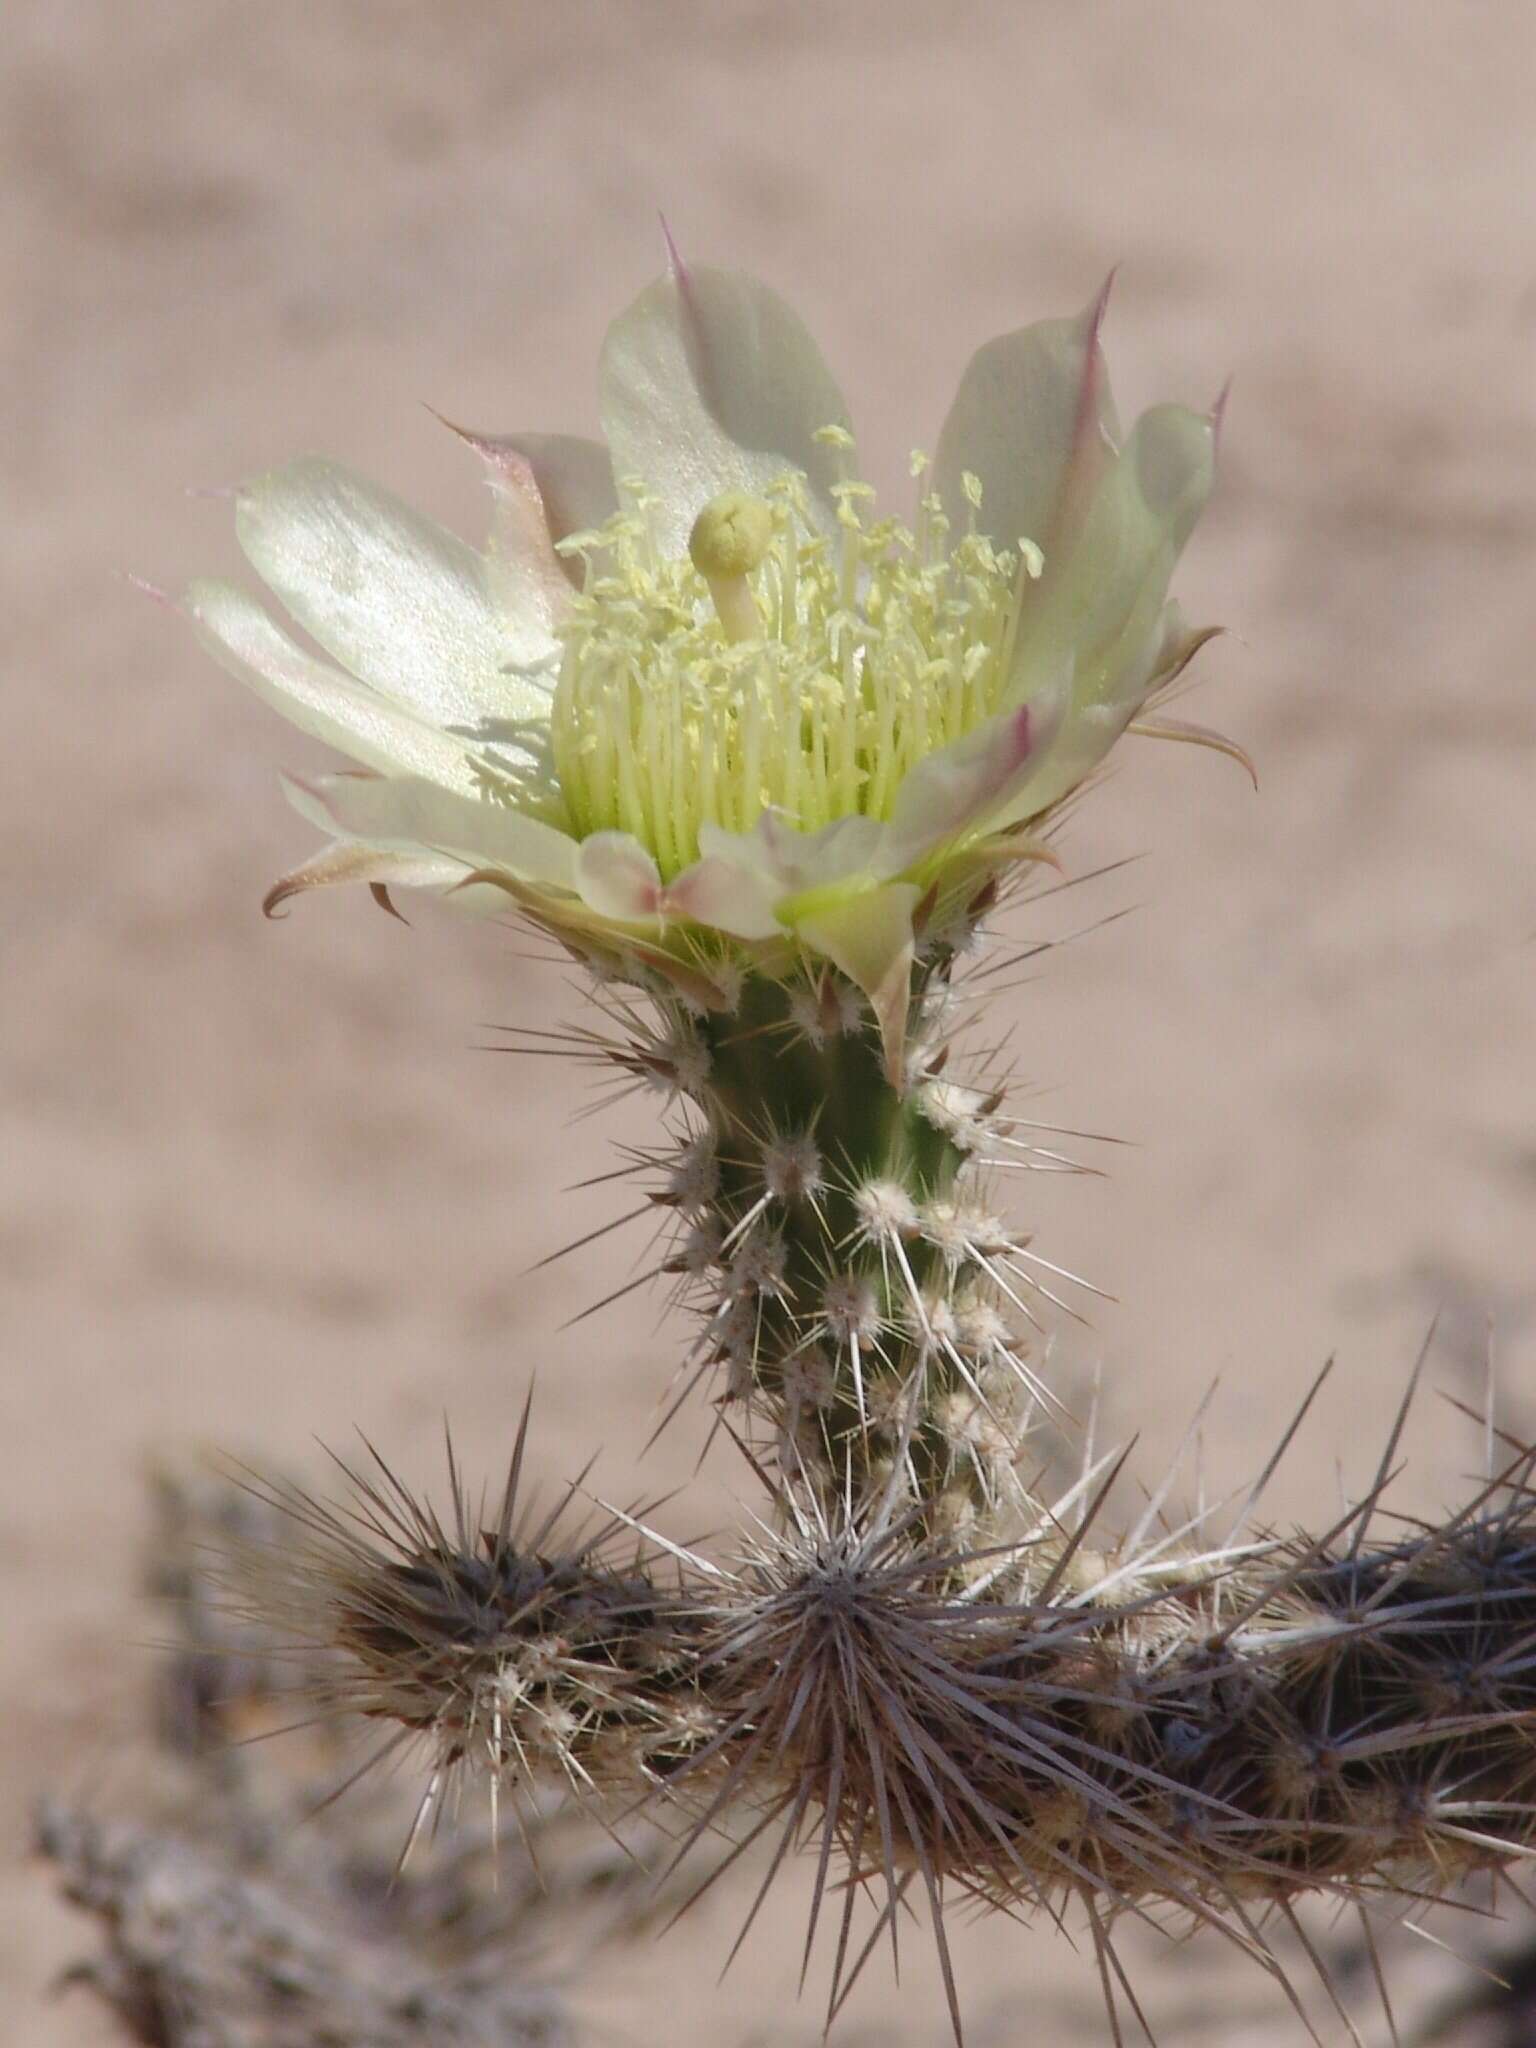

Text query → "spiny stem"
[580,910,1080,1542]
[698,963,990,1501]
[237,1415,1536,1988]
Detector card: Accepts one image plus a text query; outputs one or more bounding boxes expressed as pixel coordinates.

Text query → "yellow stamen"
[549,468,1047,879]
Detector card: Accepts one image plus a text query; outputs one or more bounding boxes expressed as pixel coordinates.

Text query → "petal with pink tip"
[1036,402,1216,686]
[574,832,664,923]
[188,580,485,795]
[282,772,579,891]
[657,814,888,940]
[795,884,923,1085]
[477,448,579,662]
[1002,594,1172,820]
[599,263,853,556]
[992,699,1131,825]
[263,840,476,919]
[1129,710,1255,788]
[436,419,618,586]
[696,812,885,899]
[442,424,617,541]
[1001,403,1218,816]
[660,856,782,940]
[1142,603,1222,692]
[878,677,1068,872]
[932,279,1120,561]
[235,457,553,734]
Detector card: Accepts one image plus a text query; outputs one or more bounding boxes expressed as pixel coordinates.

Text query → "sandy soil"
[6,4,1536,2041]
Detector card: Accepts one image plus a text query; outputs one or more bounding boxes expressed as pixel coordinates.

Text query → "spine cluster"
[234,911,1536,2037]
[253,1409,1536,2036]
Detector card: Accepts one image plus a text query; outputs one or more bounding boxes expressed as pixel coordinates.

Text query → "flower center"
[549,457,1040,881]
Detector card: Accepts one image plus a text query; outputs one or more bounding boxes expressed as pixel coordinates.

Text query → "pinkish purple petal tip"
[422,403,499,464]
[658,212,688,282]
[123,571,174,608]
[1084,265,1119,343]
[1210,376,1234,450]
[422,407,547,503]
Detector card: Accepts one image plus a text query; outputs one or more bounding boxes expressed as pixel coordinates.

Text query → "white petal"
[574,833,663,922]
[1000,606,1185,819]
[235,456,554,731]
[441,425,618,549]
[477,451,580,661]
[599,263,853,556]
[1004,401,1217,804]
[661,856,782,940]
[932,279,1120,559]
[1126,403,1217,555]
[503,432,619,544]
[188,580,484,794]
[696,813,884,900]
[283,772,579,891]
[659,815,887,942]
[1001,700,1133,819]
[878,681,1067,872]
[1076,404,1213,666]
[435,419,617,589]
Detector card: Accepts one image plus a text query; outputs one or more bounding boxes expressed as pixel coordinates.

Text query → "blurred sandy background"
[6,3,1536,2041]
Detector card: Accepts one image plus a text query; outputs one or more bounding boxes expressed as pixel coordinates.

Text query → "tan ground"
[6,4,1536,2041]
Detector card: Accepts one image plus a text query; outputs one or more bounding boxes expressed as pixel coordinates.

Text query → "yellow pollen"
[549,467,1043,881]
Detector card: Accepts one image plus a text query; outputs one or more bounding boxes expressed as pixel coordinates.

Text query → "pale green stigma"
[688,491,774,644]
[550,466,1041,881]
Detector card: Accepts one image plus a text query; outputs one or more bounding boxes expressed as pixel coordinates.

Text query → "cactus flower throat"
[549,466,1043,881]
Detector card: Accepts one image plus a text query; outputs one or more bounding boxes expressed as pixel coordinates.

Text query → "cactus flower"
[187,254,1220,1055]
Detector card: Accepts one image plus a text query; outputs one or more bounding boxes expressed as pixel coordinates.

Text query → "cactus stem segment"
[540,916,1088,1533]
[233,1386,1536,2046]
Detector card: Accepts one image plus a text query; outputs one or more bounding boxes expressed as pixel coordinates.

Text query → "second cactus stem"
[627,920,1059,1544]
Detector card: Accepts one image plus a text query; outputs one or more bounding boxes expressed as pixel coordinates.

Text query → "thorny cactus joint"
[180,246,1529,2042]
